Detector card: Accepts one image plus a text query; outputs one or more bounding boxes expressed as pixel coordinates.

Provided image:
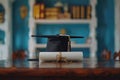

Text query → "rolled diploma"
[39,62,83,68]
[39,52,83,62]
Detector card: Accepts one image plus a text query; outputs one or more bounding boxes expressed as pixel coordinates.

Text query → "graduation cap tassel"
[67,35,71,52]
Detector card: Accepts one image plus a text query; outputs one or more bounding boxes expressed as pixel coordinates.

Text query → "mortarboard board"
[32,34,84,52]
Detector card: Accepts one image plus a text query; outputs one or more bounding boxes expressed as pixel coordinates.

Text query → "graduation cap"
[32,34,84,52]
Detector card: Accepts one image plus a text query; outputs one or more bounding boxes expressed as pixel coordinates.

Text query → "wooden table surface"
[0,58,120,80]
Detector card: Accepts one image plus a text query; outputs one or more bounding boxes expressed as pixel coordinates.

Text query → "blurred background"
[0,0,119,62]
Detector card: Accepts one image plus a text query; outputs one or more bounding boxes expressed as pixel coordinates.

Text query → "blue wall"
[36,0,89,7]
[0,30,5,44]
[36,24,89,44]
[12,0,115,57]
[96,0,114,58]
[12,0,29,51]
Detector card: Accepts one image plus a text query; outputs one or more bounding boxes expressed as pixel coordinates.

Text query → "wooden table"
[0,58,120,80]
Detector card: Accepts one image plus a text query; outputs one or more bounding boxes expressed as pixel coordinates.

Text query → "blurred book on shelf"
[33,3,45,19]
[71,5,92,19]
[33,2,92,20]
[45,8,60,19]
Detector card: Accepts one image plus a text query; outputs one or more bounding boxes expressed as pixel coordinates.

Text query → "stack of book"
[71,5,91,19]
[33,3,92,20]
[45,8,60,19]
[33,3,45,19]
[0,12,4,23]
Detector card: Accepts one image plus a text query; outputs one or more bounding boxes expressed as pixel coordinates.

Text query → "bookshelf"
[35,44,91,49]
[28,0,97,59]
[34,19,91,24]
[0,0,12,61]
[115,0,120,52]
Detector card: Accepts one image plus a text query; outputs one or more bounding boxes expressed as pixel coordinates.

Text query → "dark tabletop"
[0,58,120,68]
[1,58,120,80]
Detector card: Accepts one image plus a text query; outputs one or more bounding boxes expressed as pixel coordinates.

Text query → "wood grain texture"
[1,58,120,79]
[0,68,120,80]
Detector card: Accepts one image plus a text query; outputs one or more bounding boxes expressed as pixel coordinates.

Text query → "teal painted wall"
[12,0,115,58]
[12,0,29,51]
[0,30,5,44]
[36,24,89,44]
[36,0,89,6]
[96,0,114,58]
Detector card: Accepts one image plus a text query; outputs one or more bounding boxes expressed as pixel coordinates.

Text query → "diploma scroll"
[39,52,83,62]
[39,62,83,68]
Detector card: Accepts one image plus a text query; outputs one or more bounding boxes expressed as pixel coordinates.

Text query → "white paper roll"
[39,62,83,68]
[39,52,83,62]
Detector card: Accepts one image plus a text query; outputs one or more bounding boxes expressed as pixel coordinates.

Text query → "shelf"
[0,26,5,31]
[71,44,91,48]
[0,44,5,47]
[34,19,91,24]
[28,0,97,58]
[35,44,91,48]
